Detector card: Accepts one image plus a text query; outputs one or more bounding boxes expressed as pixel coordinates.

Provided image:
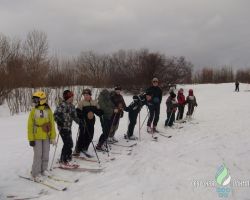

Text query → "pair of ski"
[19,166,103,191]
[53,164,104,173]
[6,192,44,200]
[18,175,68,192]
[17,174,79,199]
[148,129,172,139]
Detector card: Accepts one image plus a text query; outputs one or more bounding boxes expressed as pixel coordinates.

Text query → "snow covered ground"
[1,83,250,200]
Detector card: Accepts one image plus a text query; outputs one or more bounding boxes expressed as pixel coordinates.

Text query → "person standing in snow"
[108,86,126,143]
[54,90,80,167]
[146,77,162,133]
[124,92,153,140]
[96,89,116,151]
[176,88,186,121]
[165,91,178,127]
[235,80,240,92]
[186,89,198,118]
[27,91,56,182]
[75,88,103,158]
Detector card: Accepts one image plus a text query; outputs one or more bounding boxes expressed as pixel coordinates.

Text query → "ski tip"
[74,179,79,183]
[62,187,67,191]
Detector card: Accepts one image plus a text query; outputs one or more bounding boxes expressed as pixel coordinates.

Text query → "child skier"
[165,91,178,127]
[108,86,126,143]
[176,88,186,121]
[186,89,198,118]
[54,90,80,168]
[124,92,152,140]
[75,88,103,158]
[96,89,116,151]
[27,91,56,182]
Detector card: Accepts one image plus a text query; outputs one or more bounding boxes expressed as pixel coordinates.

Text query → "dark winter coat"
[98,89,115,120]
[166,96,178,113]
[110,91,126,118]
[110,91,126,109]
[146,86,162,104]
[124,100,142,114]
[77,99,103,124]
[54,101,80,131]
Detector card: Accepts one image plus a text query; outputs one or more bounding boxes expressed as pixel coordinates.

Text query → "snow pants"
[32,139,50,177]
[147,103,160,127]
[59,129,73,163]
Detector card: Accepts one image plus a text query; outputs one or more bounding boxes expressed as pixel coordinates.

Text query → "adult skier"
[146,77,162,133]
[235,80,240,92]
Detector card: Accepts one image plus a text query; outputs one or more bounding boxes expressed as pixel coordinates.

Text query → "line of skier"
[27,77,198,181]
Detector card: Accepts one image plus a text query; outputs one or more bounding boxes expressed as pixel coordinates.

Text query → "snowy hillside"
[1,83,250,200]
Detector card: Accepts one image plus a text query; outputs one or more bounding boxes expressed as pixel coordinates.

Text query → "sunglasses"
[153,81,158,83]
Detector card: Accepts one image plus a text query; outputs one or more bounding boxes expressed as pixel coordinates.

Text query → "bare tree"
[76,51,110,87]
[23,30,49,87]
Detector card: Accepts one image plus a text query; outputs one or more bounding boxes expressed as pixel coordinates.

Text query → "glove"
[50,139,57,146]
[114,108,119,113]
[29,141,35,147]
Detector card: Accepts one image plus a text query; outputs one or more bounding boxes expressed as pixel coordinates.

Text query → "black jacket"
[146,86,162,104]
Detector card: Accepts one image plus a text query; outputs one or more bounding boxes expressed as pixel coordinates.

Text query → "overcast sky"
[1,0,250,68]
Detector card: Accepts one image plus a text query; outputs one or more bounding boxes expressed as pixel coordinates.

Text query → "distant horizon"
[1,0,250,69]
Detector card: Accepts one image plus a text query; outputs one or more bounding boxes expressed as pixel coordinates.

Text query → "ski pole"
[192,106,196,119]
[166,111,173,127]
[138,111,141,141]
[139,109,149,130]
[83,120,101,164]
[100,116,110,157]
[74,126,80,153]
[104,112,119,157]
[50,133,60,171]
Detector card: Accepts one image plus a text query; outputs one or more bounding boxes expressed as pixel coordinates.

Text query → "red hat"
[188,89,193,96]
[63,90,74,100]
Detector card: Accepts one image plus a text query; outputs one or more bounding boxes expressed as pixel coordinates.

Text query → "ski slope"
[0,83,250,200]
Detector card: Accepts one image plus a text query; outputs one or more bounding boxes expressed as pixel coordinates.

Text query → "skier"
[108,86,126,143]
[176,88,186,121]
[96,89,117,151]
[186,89,198,118]
[27,91,56,182]
[124,92,153,140]
[146,77,162,133]
[75,88,103,158]
[165,91,178,127]
[54,90,80,168]
[235,80,240,92]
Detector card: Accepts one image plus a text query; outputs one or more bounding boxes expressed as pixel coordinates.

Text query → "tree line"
[1,30,250,106]
[0,30,192,102]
